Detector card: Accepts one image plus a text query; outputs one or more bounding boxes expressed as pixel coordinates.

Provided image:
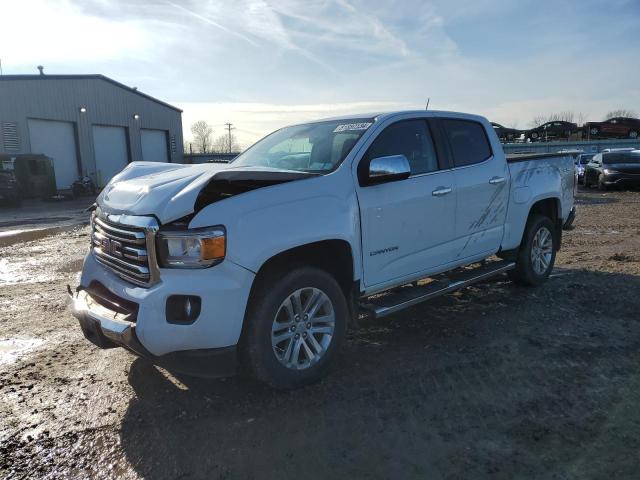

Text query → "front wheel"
[240,266,348,389]
[598,177,608,191]
[508,215,557,286]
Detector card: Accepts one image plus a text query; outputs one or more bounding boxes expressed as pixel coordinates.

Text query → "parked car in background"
[583,117,640,139]
[526,121,578,142]
[491,122,522,143]
[584,150,640,190]
[69,110,576,389]
[575,153,594,184]
[0,169,20,206]
[0,154,57,200]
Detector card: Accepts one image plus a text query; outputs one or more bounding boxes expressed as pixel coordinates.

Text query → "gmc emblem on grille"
[101,237,123,258]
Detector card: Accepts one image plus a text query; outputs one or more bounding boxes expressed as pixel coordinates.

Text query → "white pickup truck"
[69,110,576,389]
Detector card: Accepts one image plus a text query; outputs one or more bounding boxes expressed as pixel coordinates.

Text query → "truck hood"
[97,161,318,224]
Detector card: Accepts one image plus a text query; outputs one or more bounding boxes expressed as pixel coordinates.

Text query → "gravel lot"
[1,187,640,479]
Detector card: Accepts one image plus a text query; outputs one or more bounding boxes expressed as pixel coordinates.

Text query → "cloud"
[2,0,638,147]
[0,0,159,67]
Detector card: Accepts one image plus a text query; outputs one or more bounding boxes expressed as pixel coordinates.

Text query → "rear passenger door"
[356,118,457,289]
[440,118,509,260]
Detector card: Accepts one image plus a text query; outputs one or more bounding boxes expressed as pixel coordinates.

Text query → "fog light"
[166,295,201,325]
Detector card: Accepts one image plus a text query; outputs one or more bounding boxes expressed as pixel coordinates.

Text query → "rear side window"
[364,120,438,175]
[442,119,492,167]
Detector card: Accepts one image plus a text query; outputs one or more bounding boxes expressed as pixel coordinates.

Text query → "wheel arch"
[500,196,563,260]
[526,197,563,250]
[250,239,357,299]
[241,239,359,338]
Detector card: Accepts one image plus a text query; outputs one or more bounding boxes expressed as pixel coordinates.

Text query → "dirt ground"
[1,187,640,479]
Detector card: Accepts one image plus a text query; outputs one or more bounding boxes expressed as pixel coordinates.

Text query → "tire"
[629,130,638,139]
[240,266,348,389]
[508,214,557,287]
[598,177,608,191]
[590,127,599,137]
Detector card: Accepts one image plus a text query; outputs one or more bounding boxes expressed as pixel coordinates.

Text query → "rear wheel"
[240,266,347,389]
[508,214,556,287]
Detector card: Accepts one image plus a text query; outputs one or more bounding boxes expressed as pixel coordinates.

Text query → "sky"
[1,0,639,148]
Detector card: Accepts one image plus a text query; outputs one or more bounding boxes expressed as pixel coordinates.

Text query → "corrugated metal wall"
[0,77,183,183]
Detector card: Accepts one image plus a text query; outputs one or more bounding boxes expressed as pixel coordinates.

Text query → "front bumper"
[77,252,254,356]
[68,287,238,377]
[602,173,640,187]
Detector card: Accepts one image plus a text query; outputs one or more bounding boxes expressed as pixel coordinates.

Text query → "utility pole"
[224,122,235,154]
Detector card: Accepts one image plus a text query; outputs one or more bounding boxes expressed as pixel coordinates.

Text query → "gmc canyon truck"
[69,111,576,389]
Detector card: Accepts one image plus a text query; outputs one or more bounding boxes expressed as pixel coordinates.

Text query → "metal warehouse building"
[0,73,183,190]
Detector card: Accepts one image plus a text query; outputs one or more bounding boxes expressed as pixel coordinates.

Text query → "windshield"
[603,152,640,164]
[231,118,374,173]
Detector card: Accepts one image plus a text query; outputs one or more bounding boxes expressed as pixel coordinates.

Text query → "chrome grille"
[91,214,158,286]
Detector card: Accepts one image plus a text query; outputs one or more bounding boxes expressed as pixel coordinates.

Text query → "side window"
[364,120,438,175]
[441,119,492,167]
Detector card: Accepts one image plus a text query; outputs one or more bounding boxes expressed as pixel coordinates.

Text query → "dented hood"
[96,161,316,224]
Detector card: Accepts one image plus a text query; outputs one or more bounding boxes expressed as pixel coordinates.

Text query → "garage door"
[140,129,168,162]
[93,125,129,187]
[28,119,78,189]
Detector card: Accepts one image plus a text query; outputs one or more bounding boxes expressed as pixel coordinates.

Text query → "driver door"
[355,119,457,289]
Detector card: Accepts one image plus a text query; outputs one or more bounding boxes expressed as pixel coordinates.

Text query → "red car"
[583,117,640,139]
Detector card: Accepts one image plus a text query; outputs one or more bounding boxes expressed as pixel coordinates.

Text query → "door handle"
[489,176,506,185]
[432,187,453,197]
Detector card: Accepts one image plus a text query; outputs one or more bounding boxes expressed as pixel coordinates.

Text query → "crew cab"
[69,111,576,389]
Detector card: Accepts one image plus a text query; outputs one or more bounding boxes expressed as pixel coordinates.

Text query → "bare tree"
[605,109,638,119]
[212,133,240,154]
[529,111,578,127]
[190,120,213,153]
[576,112,588,126]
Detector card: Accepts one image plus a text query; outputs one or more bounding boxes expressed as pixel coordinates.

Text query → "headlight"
[157,227,226,268]
[603,168,617,175]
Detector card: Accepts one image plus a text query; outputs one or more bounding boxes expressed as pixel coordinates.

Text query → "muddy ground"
[1,187,640,479]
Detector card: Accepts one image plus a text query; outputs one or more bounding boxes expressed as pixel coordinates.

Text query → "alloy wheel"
[530,226,553,275]
[271,287,335,370]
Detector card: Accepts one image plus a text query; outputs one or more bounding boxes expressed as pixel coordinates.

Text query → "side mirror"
[366,155,411,185]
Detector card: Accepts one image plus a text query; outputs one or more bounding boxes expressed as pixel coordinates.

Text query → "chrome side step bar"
[360,260,516,319]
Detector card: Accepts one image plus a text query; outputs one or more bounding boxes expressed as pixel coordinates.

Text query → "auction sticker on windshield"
[333,122,373,133]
